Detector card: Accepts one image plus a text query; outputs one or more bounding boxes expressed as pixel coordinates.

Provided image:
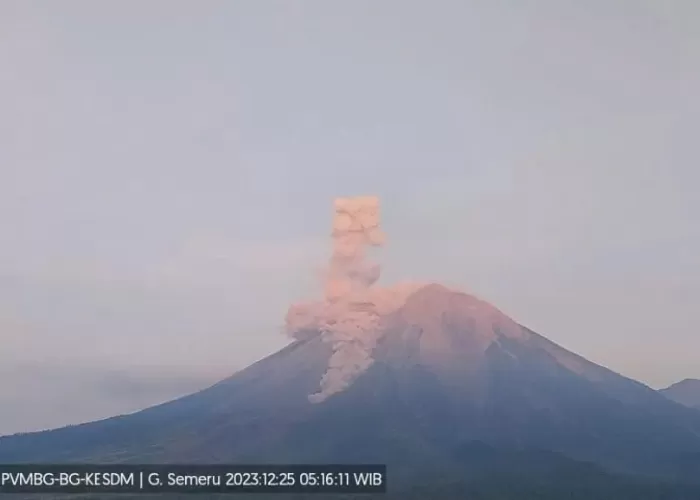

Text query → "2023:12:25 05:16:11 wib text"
[0,465,387,494]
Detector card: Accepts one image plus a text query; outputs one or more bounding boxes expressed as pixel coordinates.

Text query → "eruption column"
[325,196,384,301]
[285,196,421,403]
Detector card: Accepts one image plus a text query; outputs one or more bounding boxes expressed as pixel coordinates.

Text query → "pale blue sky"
[1,0,699,434]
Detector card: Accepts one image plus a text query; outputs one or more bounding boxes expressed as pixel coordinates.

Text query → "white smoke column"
[325,196,384,301]
[285,196,422,403]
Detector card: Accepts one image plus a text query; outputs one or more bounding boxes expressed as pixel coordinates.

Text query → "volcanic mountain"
[661,379,700,410]
[2,283,700,497]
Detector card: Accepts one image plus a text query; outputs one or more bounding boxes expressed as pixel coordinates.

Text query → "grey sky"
[2,1,699,435]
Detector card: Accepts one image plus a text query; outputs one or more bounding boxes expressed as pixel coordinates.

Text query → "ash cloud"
[324,196,385,301]
[285,196,422,402]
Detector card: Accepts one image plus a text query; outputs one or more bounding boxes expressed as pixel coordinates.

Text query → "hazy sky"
[2,1,699,435]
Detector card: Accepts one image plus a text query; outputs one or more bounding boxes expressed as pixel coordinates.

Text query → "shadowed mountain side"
[1,284,699,488]
[0,338,333,463]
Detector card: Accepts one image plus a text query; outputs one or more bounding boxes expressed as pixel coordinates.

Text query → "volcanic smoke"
[325,196,384,301]
[285,196,422,402]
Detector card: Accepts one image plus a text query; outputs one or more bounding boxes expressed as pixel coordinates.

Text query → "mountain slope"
[661,379,700,410]
[1,284,699,490]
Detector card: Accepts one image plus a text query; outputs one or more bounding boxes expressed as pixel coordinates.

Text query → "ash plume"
[285,196,421,402]
[325,196,385,301]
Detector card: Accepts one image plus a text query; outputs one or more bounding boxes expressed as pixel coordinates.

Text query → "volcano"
[2,283,700,498]
[3,197,700,498]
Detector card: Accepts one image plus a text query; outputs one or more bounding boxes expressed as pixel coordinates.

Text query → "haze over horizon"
[2,0,699,435]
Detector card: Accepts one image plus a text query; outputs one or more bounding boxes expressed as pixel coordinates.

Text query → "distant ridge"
[661,379,700,410]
